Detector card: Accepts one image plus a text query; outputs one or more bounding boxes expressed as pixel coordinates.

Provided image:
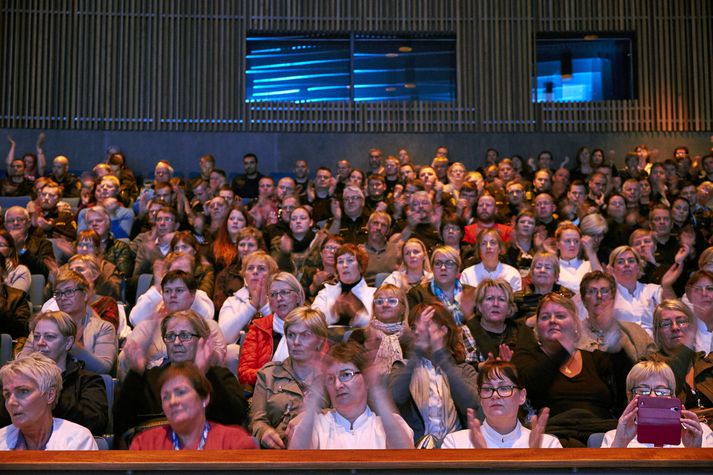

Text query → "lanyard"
[170,422,210,450]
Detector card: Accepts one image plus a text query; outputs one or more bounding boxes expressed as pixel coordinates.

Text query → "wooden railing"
[1,449,712,472]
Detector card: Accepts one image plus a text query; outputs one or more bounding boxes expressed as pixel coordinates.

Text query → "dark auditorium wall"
[1,0,711,175]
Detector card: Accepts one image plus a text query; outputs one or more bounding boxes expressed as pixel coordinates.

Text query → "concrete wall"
[4,129,712,179]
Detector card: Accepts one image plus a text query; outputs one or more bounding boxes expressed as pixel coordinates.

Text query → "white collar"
[332,406,373,431]
[481,419,523,446]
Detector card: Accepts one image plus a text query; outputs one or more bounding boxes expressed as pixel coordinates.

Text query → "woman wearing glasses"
[115,310,247,446]
[289,341,413,449]
[389,302,480,446]
[407,246,475,326]
[651,299,713,411]
[311,244,375,328]
[21,270,117,374]
[601,360,712,447]
[251,307,329,449]
[238,272,305,388]
[442,360,560,448]
[365,284,409,373]
[512,292,630,447]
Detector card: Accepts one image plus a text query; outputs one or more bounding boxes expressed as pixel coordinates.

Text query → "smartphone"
[636,396,682,446]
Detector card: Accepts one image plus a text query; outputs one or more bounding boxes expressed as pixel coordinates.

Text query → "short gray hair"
[0,353,63,409]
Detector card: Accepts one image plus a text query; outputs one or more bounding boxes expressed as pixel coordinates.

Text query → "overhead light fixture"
[386,53,398,58]
[404,83,416,89]
[398,46,412,52]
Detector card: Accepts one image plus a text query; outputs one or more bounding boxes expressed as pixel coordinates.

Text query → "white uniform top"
[0,418,98,450]
[613,281,662,337]
[600,423,713,448]
[441,420,562,449]
[460,262,522,292]
[310,407,413,449]
[557,257,592,294]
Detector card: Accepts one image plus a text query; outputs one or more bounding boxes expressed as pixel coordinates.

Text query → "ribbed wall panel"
[0,0,710,132]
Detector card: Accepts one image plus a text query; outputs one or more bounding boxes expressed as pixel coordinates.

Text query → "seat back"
[135,274,153,302]
[29,274,46,313]
[0,333,13,365]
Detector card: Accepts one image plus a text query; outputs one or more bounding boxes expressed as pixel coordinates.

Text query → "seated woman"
[512,292,631,447]
[42,254,120,333]
[460,228,522,292]
[684,270,713,354]
[219,250,278,346]
[601,360,713,447]
[504,209,537,278]
[651,299,713,410]
[238,272,305,388]
[21,270,117,374]
[442,360,561,448]
[74,229,121,300]
[466,279,521,363]
[0,253,31,340]
[382,238,433,291]
[312,244,375,328]
[578,271,656,362]
[555,221,602,294]
[115,309,246,444]
[389,302,480,446]
[288,341,414,449]
[170,231,214,297]
[129,362,256,450]
[513,251,574,322]
[366,284,409,374]
[120,271,225,379]
[0,312,108,435]
[407,246,474,326]
[0,353,97,450]
[130,252,215,327]
[301,234,343,302]
[251,307,329,449]
[0,228,30,293]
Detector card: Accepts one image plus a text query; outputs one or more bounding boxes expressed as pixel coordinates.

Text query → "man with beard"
[293,159,311,202]
[32,181,77,241]
[0,158,33,196]
[327,186,369,245]
[360,212,399,286]
[232,153,264,200]
[463,194,512,245]
[399,191,442,250]
[47,155,81,198]
[367,148,384,176]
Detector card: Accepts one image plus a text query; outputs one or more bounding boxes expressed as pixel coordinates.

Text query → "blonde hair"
[241,251,278,276]
[474,279,517,319]
[0,353,63,409]
[270,272,305,306]
[399,238,432,273]
[607,246,645,279]
[430,245,461,269]
[283,306,328,340]
[373,283,409,322]
[29,311,77,339]
[652,299,695,349]
[529,251,560,280]
[626,360,675,396]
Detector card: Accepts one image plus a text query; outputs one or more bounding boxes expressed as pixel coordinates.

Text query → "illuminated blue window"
[246,34,456,103]
[533,34,636,103]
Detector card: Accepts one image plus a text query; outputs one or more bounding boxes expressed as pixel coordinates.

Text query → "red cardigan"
[130,422,257,450]
[237,314,275,387]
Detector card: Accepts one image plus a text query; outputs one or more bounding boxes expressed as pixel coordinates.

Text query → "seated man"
[48,155,81,198]
[0,253,32,339]
[113,309,246,445]
[4,206,57,278]
[288,341,413,449]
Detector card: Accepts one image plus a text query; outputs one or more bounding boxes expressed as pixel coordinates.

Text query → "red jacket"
[237,314,275,387]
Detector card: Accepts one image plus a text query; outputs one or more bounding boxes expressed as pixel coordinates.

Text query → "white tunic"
[0,418,97,450]
[557,257,592,294]
[460,262,522,292]
[310,407,413,449]
[441,420,562,449]
[613,281,662,337]
[600,423,713,448]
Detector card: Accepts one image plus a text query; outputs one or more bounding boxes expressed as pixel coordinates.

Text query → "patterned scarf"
[430,279,464,325]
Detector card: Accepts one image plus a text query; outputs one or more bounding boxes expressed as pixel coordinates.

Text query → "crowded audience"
[1,138,713,452]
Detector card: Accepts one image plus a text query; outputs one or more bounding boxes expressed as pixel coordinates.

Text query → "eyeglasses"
[270,289,296,299]
[326,370,361,385]
[343,196,362,203]
[584,287,612,298]
[54,287,84,300]
[657,318,689,330]
[631,386,673,397]
[374,297,400,307]
[479,385,517,399]
[434,260,457,269]
[163,332,199,343]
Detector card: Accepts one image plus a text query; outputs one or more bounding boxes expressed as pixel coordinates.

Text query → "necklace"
[562,351,578,375]
[171,422,210,450]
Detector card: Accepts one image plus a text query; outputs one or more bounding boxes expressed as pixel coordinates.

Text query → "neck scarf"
[430,279,464,325]
[272,314,289,362]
